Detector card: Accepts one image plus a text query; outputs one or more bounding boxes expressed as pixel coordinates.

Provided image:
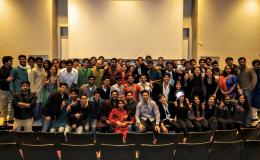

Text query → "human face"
[66,63,73,72]
[224,65,232,75]
[21,83,30,92]
[142,92,149,102]
[226,59,233,66]
[238,59,246,68]
[166,63,173,71]
[88,78,95,85]
[6,59,13,68]
[82,60,89,68]
[19,57,27,67]
[103,79,110,86]
[175,82,181,90]
[59,85,68,94]
[137,58,144,65]
[73,61,79,68]
[159,96,167,104]
[184,72,190,80]
[118,101,125,109]
[70,91,78,100]
[93,93,101,101]
[140,76,147,83]
[81,96,88,105]
[96,61,103,69]
[206,69,212,78]
[36,60,43,68]
[239,95,245,104]
[52,60,59,69]
[50,66,57,75]
[224,96,231,104]
[194,68,201,76]
[28,59,35,68]
[208,96,215,105]
[158,58,164,65]
[90,58,97,66]
[126,93,133,101]
[199,60,206,68]
[127,76,134,84]
[163,75,170,83]
[111,91,118,100]
[194,96,200,105]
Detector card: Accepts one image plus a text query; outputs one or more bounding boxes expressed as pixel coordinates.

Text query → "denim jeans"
[33,102,43,122]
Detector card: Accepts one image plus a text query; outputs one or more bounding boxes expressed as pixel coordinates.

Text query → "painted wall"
[196,0,260,67]
[0,0,56,65]
[68,0,184,59]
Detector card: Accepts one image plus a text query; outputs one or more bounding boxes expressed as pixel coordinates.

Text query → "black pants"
[208,117,218,131]
[161,119,181,132]
[217,118,234,130]
[177,119,194,137]
[190,119,209,132]
[140,119,156,133]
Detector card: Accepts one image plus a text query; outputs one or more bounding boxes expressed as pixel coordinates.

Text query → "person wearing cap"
[12,81,36,131]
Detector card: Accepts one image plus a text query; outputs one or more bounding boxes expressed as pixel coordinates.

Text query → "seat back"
[66,132,94,144]
[37,132,65,148]
[139,143,175,160]
[126,132,154,145]
[155,133,184,144]
[186,131,213,143]
[0,130,14,143]
[0,143,22,160]
[237,128,259,140]
[175,142,210,160]
[21,144,59,160]
[100,144,136,160]
[95,133,123,145]
[213,130,238,142]
[61,143,97,160]
[13,131,38,145]
[209,140,243,160]
[242,140,260,160]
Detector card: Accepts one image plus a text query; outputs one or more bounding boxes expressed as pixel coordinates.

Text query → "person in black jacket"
[42,82,69,132]
[12,81,36,132]
[158,94,180,133]
[204,95,218,131]
[65,94,90,133]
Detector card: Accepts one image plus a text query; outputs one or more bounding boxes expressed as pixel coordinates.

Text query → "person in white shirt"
[59,60,78,88]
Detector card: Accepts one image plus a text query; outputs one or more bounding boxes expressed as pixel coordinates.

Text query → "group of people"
[0,55,260,138]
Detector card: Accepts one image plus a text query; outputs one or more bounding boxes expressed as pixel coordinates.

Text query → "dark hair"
[116,100,125,106]
[21,81,30,86]
[158,93,166,100]
[126,74,134,80]
[93,91,101,95]
[145,55,152,59]
[212,60,218,65]
[146,60,154,65]
[252,59,260,66]
[35,57,43,62]
[81,94,88,98]
[141,90,150,95]
[98,56,104,60]
[65,60,73,65]
[18,55,26,60]
[238,57,246,62]
[125,91,133,96]
[73,58,80,63]
[82,58,89,63]
[88,75,96,80]
[111,90,119,95]
[163,73,171,78]
[2,56,13,64]
[238,94,249,110]
[205,57,212,61]
[199,58,205,63]
[59,60,66,69]
[225,57,233,62]
[111,58,117,62]
[69,88,79,94]
[59,82,68,88]
[28,56,35,62]
[140,74,147,78]
[223,65,233,77]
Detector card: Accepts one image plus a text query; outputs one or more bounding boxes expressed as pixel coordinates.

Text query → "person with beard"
[104,58,119,85]
[216,95,235,130]
[12,81,36,131]
[124,91,138,131]
[100,90,119,133]
[8,55,29,94]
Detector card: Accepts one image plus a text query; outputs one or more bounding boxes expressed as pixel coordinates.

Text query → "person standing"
[0,56,13,125]
[12,81,36,131]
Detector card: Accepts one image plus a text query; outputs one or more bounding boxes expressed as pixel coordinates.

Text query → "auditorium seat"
[155,133,184,144]
[213,129,238,142]
[209,140,243,160]
[186,131,213,143]
[66,132,94,144]
[95,133,123,145]
[237,128,260,140]
[61,143,97,160]
[37,132,65,148]
[125,132,155,145]
[0,143,23,160]
[21,144,59,160]
[13,131,38,145]
[139,143,174,160]
[241,140,260,160]
[0,130,14,143]
[100,144,136,160]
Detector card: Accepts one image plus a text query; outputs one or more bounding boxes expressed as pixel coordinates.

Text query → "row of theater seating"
[0,128,260,145]
[1,140,260,160]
